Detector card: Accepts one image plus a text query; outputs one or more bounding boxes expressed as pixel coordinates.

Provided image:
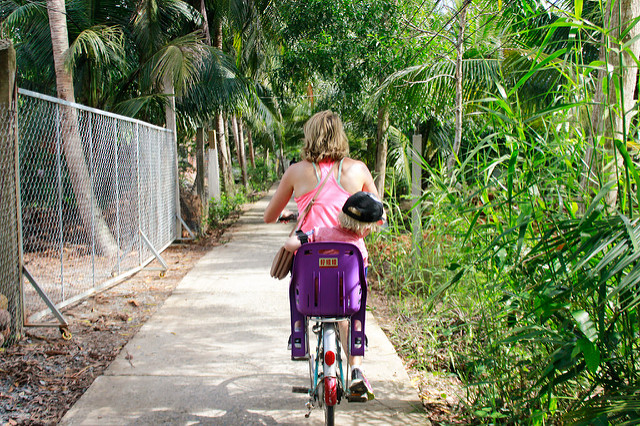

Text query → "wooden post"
[0,40,16,105]
[163,75,181,239]
[195,128,205,211]
[411,134,423,250]
[0,39,24,341]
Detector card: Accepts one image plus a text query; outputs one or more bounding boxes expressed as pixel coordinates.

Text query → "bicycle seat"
[291,242,365,317]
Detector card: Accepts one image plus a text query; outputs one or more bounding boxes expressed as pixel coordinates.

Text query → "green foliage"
[247,156,277,192]
[206,190,248,228]
[275,0,406,93]
[369,2,640,423]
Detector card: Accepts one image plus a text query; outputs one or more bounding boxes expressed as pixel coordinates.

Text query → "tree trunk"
[47,0,119,258]
[199,0,211,46]
[231,114,240,158]
[247,128,255,168]
[238,119,248,189]
[583,0,640,209]
[226,115,233,170]
[278,134,286,175]
[195,0,211,211]
[216,112,233,193]
[0,40,24,341]
[207,129,221,201]
[446,1,467,176]
[212,18,233,193]
[230,115,248,189]
[374,106,389,199]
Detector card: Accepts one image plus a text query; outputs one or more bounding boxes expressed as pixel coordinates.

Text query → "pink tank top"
[295,159,350,233]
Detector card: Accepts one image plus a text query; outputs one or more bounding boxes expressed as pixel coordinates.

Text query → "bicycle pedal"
[347,393,368,403]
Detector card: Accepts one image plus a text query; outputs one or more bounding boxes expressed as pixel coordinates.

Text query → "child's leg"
[338,320,361,366]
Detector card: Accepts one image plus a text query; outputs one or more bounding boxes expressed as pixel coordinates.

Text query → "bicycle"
[288,242,368,425]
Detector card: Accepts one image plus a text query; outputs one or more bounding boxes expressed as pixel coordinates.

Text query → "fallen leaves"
[1,230,225,424]
[125,350,134,368]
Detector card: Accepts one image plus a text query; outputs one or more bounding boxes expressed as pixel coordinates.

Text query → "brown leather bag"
[270,245,295,279]
[269,163,336,280]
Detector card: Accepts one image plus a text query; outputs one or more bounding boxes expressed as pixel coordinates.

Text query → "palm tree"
[201,0,281,189]
[370,0,501,186]
[46,0,119,257]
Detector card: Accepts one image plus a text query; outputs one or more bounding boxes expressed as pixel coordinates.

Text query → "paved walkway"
[60,188,428,425]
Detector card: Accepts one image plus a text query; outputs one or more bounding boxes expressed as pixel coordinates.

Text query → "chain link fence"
[0,102,22,345]
[18,89,177,321]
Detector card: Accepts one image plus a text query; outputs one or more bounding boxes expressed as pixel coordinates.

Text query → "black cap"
[342,192,384,223]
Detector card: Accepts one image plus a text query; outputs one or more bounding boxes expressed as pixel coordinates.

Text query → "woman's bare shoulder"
[340,157,376,194]
[341,157,370,175]
[284,160,319,196]
[285,160,315,179]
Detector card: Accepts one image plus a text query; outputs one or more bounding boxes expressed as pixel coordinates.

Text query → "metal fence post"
[114,118,120,275]
[89,112,95,286]
[136,123,142,266]
[56,104,64,298]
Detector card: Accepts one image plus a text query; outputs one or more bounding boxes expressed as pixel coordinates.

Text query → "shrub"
[206,190,248,228]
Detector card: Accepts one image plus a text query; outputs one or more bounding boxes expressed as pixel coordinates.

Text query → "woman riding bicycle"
[263,110,379,231]
[264,110,380,400]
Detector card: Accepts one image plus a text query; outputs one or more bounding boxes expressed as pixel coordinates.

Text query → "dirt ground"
[0,211,464,426]
[367,291,467,425]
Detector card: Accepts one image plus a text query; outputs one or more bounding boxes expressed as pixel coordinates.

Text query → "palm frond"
[147,31,207,95]
[66,25,125,71]
[132,0,201,57]
[387,125,411,184]
[0,0,47,30]
[176,45,246,121]
[111,93,170,119]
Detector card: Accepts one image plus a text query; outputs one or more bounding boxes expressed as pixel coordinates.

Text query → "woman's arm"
[284,234,301,252]
[360,163,379,197]
[264,167,296,223]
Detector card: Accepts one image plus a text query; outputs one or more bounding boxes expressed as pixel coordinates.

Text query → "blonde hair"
[302,110,350,163]
[338,211,380,235]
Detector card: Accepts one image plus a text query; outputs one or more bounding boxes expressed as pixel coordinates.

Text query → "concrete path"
[60,189,428,425]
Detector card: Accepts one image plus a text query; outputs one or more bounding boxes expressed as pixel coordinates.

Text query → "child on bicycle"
[284,191,384,401]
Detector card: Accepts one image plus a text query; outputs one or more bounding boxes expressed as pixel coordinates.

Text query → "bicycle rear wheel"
[322,323,338,426]
[324,377,336,426]
[324,376,338,406]
[324,404,335,426]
